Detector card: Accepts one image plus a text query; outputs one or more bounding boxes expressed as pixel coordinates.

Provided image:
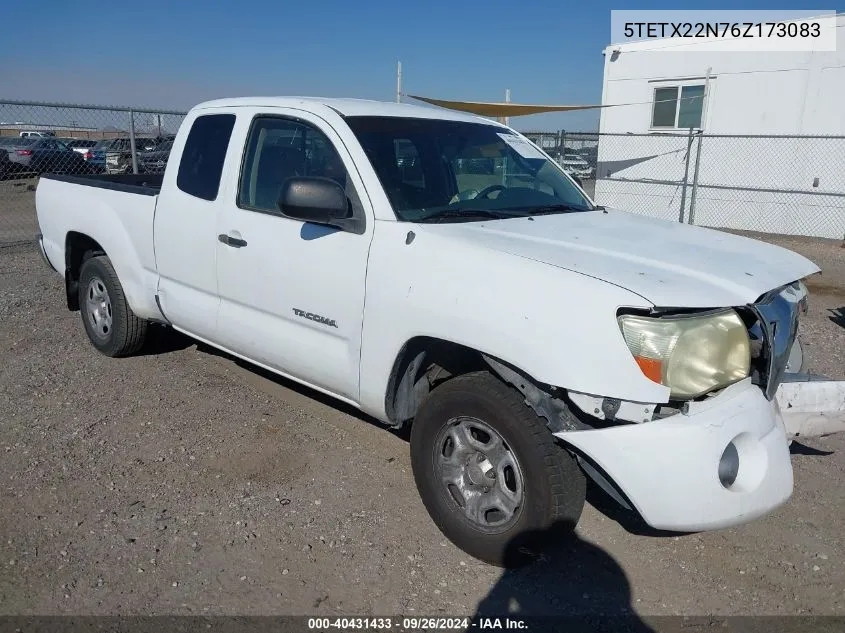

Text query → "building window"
[651,85,705,129]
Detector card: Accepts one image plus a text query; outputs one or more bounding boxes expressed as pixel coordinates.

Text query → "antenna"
[396,61,402,104]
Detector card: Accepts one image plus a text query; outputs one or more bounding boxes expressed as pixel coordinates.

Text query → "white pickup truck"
[35,97,845,566]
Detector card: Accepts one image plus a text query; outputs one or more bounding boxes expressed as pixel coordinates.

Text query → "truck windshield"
[345,116,594,222]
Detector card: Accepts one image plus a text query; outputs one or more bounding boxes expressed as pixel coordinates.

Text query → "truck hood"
[418,209,820,308]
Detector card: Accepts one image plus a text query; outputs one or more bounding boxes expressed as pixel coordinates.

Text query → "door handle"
[218,234,248,248]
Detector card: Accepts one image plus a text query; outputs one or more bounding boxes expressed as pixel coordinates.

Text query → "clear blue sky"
[0,0,836,131]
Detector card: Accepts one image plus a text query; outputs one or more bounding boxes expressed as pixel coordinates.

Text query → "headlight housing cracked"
[618,308,751,399]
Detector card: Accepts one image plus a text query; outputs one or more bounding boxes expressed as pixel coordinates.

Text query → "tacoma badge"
[293,308,338,328]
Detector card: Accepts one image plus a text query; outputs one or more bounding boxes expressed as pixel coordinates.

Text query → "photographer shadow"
[470,520,654,633]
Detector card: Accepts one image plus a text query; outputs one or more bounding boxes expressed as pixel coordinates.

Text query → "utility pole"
[503,88,511,126]
[396,61,402,104]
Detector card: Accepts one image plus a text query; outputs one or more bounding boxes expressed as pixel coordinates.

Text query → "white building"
[594,14,844,239]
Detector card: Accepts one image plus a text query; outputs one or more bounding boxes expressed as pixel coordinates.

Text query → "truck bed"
[36,171,163,322]
[42,172,163,196]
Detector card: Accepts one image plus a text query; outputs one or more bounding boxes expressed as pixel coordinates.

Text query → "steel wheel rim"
[433,416,524,533]
[85,276,113,339]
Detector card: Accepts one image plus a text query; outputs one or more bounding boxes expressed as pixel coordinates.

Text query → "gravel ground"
[0,178,38,245]
[0,227,843,621]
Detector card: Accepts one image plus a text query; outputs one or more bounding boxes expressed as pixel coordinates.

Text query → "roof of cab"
[191,96,507,126]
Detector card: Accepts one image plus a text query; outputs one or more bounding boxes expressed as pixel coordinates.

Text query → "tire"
[78,255,148,357]
[410,371,586,567]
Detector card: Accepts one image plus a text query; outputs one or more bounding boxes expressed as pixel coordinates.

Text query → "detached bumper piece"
[777,373,845,438]
[557,380,793,532]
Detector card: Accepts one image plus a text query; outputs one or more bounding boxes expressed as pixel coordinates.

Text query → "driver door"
[214,109,375,402]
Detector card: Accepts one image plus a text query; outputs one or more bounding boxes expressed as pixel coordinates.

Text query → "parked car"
[34,96,845,567]
[9,137,92,174]
[560,153,594,180]
[0,136,21,158]
[148,134,176,148]
[577,145,598,168]
[137,139,174,174]
[85,137,157,174]
[19,130,56,138]
[59,138,99,156]
[0,144,11,179]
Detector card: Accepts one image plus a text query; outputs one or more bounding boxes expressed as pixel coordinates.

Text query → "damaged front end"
[745,280,844,438]
[563,279,843,437]
[485,279,844,531]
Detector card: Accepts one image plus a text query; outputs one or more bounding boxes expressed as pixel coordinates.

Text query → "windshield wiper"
[416,208,517,223]
[500,204,593,216]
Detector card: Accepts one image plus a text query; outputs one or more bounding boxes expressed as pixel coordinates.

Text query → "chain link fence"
[2,100,844,245]
[0,100,185,246]
[523,130,845,240]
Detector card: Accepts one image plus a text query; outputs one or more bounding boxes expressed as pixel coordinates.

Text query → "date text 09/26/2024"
[307,617,528,630]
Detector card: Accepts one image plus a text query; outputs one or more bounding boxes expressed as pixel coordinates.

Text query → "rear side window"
[177,114,236,201]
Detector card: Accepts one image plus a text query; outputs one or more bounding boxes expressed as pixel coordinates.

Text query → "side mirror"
[278,177,364,234]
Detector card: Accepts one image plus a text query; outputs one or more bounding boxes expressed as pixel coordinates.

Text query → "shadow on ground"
[192,341,389,430]
[470,521,653,632]
[584,482,688,538]
[830,306,845,329]
[790,441,835,456]
[136,324,195,356]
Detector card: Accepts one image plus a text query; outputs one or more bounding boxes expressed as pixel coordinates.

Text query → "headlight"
[618,308,750,399]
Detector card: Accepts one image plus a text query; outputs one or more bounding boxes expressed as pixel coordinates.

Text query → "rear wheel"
[410,371,586,567]
[78,255,147,357]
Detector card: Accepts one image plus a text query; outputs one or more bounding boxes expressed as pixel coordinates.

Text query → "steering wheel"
[475,184,507,199]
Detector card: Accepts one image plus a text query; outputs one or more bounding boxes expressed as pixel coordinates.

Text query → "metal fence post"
[556,130,562,163]
[678,128,694,223]
[688,131,704,225]
[128,110,138,175]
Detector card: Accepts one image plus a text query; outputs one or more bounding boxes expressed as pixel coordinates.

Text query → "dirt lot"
[0,206,844,623]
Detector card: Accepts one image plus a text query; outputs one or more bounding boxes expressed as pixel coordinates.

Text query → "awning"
[407,95,607,117]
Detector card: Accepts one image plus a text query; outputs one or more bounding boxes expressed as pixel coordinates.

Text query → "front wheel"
[78,255,148,357]
[410,371,586,567]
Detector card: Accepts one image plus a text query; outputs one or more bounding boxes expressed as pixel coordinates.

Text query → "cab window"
[238,116,351,213]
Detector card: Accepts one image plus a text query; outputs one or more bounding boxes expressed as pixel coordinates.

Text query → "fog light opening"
[718,442,740,489]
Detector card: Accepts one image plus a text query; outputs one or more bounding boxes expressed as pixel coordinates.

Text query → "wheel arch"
[384,336,543,429]
[64,231,106,311]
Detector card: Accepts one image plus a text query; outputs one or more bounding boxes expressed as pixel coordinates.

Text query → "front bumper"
[557,379,793,532]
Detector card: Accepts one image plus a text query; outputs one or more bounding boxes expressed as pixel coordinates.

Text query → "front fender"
[357,221,670,420]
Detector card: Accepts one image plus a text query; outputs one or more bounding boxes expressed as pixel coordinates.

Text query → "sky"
[0,0,838,132]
